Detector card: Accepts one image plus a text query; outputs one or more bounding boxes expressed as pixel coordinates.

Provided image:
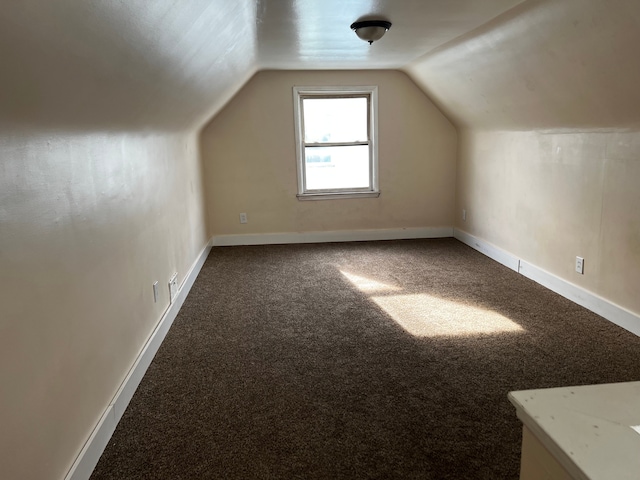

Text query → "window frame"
[293,86,380,201]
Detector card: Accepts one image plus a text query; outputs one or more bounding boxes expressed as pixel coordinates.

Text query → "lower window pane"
[305,145,370,191]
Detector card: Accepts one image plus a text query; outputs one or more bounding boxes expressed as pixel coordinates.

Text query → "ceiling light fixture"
[350,20,392,45]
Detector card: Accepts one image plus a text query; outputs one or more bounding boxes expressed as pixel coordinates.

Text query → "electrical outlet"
[153,281,159,303]
[169,273,178,303]
[575,256,584,275]
[462,209,466,221]
[239,213,248,224]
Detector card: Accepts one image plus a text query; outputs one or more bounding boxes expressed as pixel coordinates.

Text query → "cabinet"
[509,382,640,480]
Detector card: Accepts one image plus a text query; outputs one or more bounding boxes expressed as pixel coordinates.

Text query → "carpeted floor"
[91,239,640,479]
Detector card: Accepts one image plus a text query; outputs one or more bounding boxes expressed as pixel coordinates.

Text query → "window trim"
[293,86,380,201]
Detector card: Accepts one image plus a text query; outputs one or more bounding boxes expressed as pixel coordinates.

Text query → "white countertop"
[508,381,640,480]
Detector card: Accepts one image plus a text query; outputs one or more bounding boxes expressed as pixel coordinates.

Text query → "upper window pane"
[302,97,368,143]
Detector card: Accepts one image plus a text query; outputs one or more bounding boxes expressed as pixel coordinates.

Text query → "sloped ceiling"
[406,0,640,130]
[0,0,258,131]
[0,0,522,132]
[3,0,636,133]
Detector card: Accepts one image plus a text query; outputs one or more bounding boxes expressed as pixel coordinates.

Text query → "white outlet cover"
[169,273,178,303]
[153,281,159,303]
[575,256,584,274]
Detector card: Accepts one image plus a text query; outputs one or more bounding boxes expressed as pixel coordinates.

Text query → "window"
[293,86,379,200]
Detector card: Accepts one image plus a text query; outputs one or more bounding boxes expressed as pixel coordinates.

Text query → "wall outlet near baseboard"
[153,281,159,303]
[575,256,584,274]
[462,209,466,221]
[239,213,248,224]
[169,273,178,303]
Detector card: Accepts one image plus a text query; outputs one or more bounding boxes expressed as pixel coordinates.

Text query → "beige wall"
[201,70,457,236]
[0,130,208,479]
[404,0,640,318]
[0,3,258,477]
[457,130,640,315]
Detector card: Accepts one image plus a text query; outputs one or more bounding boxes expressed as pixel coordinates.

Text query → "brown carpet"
[90,238,640,479]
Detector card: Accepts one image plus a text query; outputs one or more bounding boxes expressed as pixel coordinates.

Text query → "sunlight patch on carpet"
[340,271,401,292]
[371,294,524,337]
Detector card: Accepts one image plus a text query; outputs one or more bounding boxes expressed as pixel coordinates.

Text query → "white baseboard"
[212,227,454,246]
[453,229,520,271]
[518,260,640,337]
[64,242,212,480]
[454,228,640,337]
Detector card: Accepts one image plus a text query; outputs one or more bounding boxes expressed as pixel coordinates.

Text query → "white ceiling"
[256,0,525,69]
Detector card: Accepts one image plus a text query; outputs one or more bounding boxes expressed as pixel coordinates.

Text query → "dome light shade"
[350,20,392,45]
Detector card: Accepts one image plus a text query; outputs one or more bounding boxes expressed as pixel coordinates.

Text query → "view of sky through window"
[303,97,368,143]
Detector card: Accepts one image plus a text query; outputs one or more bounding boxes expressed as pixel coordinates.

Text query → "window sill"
[296,191,380,201]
